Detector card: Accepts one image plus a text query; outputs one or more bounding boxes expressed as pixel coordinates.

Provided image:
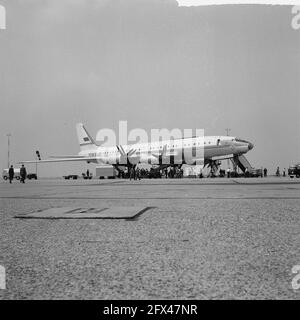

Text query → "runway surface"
[0,177,299,299]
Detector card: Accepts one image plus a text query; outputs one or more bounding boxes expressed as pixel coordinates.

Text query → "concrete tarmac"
[0,177,299,299]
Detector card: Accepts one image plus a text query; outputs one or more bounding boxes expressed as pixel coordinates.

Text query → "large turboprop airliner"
[20,123,254,172]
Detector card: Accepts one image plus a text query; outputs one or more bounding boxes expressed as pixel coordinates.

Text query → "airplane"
[20,123,254,175]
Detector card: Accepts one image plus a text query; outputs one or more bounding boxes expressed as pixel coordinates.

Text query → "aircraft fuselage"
[80,136,253,166]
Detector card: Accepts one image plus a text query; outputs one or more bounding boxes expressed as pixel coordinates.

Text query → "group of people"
[262,167,286,177]
[7,164,27,183]
[129,167,141,180]
[223,167,269,178]
[5,165,289,183]
[276,167,287,177]
[126,165,287,179]
[223,166,288,178]
[163,167,183,179]
[120,166,184,180]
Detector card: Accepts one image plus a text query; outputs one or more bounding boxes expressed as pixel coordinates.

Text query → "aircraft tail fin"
[76,123,98,151]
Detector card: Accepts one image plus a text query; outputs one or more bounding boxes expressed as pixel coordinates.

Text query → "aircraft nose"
[248,142,254,150]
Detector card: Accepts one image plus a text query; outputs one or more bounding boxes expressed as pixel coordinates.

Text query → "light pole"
[6,133,11,168]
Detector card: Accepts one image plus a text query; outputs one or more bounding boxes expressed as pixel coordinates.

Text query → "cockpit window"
[235,138,249,143]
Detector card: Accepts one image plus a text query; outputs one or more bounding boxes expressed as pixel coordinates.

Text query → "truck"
[288,164,300,178]
[96,166,117,179]
[2,168,21,180]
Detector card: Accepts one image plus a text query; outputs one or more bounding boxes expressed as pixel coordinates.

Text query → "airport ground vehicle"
[63,174,78,180]
[27,173,37,180]
[82,172,93,179]
[247,168,263,178]
[228,168,262,178]
[2,168,21,180]
[288,164,300,178]
[96,166,116,179]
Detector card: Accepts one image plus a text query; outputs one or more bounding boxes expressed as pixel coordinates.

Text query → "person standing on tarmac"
[129,167,135,181]
[227,168,231,178]
[20,164,27,183]
[135,167,141,180]
[8,165,14,183]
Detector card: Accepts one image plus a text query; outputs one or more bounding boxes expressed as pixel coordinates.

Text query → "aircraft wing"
[211,154,234,161]
[49,155,87,159]
[19,156,100,164]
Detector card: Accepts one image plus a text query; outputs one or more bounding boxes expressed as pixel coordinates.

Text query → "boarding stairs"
[231,155,253,173]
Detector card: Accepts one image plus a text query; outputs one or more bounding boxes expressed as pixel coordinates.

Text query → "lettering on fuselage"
[88,152,97,157]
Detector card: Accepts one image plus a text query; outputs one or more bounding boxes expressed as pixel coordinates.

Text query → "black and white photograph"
[0,0,300,307]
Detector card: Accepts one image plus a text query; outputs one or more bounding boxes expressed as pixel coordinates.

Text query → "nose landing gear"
[205,160,221,177]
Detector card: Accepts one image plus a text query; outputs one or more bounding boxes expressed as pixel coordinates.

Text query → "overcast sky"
[0,0,299,176]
